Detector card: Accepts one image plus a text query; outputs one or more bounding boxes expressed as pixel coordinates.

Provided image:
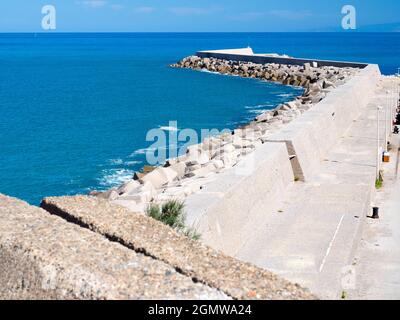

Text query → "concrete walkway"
[350,133,400,300]
[236,77,398,299]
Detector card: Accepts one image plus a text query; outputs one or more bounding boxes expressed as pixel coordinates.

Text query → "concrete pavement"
[350,132,400,300]
[236,77,398,299]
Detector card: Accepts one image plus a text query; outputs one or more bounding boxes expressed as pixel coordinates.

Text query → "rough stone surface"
[0,194,228,300]
[40,195,316,300]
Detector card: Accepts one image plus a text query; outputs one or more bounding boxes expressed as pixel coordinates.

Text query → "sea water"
[0,33,399,204]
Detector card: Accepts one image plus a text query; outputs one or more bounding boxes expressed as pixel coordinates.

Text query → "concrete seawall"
[179,50,394,298]
[185,142,294,255]
[185,62,382,257]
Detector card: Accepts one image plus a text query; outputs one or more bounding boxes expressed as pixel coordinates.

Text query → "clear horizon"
[1,0,400,32]
[1,30,400,33]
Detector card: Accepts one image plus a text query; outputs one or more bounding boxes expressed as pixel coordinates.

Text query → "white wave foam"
[200,69,221,75]
[248,109,265,115]
[225,120,242,126]
[108,158,123,165]
[129,145,169,159]
[125,160,141,166]
[277,93,295,98]
[98,169,134,188]
[129,147,157,157]
[245,104,274,109]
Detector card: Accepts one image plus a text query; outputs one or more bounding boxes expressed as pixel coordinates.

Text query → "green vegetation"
[146,200,201,240]
[375,170,384,189]
[147,200,185,229]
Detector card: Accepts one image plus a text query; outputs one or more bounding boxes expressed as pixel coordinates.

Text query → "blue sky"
[0,0,399,32]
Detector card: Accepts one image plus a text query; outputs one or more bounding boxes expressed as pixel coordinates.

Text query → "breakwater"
[196,49,369,68]
[182,61,380,256]
[162,51,388,299]
[0,46,390,299]
[93,54,359,215]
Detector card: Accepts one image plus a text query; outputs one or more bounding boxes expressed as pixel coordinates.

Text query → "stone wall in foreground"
[181,60,381,255]
[0,194,228,300]
[40,195,315,300]
[0,194,315,300]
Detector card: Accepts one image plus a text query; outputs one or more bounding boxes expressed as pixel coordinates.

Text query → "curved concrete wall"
[185,64,381,255]
[268,64,381,179]
[185,141,294,255]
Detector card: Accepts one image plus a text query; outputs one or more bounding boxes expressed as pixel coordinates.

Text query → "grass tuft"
[183,227,202,241]
[146,200,200,240]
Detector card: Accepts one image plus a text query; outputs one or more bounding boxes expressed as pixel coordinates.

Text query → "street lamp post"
[397,80,400,109]
[377,106,383,180]
[393,86,395,133]
[385,91,389,152]
[395,82,399,131]
[391,85,395,134]
[394,84,396,133]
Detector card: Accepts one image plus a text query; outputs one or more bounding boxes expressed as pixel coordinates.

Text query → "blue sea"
[1,33,399,204]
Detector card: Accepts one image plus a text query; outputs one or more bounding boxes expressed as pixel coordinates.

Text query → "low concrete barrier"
[184,63,381,257]
[41,195,315,300]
